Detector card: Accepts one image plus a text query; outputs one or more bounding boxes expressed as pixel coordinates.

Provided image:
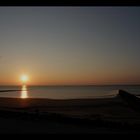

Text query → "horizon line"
[0,84,140,86]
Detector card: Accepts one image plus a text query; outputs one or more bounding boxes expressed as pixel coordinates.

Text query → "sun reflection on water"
[21,85,28,99]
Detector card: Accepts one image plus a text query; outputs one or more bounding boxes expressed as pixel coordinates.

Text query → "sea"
[0,85,140,99]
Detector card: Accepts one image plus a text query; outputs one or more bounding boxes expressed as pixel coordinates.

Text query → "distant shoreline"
[0,90,21,92]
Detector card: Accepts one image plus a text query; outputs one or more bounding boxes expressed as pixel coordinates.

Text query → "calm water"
[0,85,140,99]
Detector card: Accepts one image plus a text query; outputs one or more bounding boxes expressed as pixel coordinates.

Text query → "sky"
[0,7,140,85]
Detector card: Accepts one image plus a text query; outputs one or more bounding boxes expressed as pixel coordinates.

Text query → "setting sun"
[20,75,29,83]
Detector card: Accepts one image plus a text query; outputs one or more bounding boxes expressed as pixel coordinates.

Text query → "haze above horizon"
[0,7,140,85]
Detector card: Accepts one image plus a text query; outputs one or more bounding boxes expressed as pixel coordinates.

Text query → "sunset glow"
[20,75,29,84]
[0,7,140,86]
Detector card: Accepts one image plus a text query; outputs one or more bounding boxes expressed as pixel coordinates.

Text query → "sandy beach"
[0,90,139,133]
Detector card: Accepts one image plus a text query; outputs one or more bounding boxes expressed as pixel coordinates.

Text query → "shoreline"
[0,90,139,133]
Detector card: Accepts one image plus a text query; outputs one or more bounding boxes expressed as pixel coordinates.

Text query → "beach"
[0,6,140,134]
[0,90,140,133]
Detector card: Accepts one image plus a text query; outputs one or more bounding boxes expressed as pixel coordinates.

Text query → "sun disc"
[20,75,29,83]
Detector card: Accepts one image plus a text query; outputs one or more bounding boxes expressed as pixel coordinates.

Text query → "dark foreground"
[0,90,140,134]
